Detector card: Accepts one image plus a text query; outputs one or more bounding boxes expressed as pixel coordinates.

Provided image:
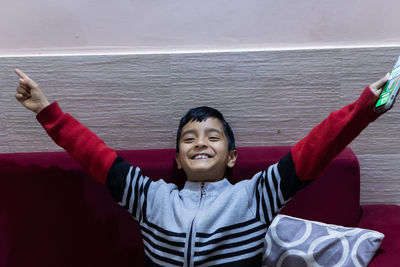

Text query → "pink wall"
[1,0,399,55]
[1,1,399,204]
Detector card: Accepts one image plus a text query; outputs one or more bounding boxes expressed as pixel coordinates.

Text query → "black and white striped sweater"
[104,151,305,266]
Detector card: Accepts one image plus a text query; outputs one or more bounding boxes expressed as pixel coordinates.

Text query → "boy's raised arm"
[14,69,117,184]
[291,74,390,181]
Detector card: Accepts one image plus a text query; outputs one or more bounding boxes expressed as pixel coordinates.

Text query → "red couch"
[0,147,398,266]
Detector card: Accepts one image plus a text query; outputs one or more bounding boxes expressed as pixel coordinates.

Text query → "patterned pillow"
[263,215,384,267]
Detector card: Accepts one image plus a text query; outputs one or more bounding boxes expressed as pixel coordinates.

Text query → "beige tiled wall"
[1,47,399,204]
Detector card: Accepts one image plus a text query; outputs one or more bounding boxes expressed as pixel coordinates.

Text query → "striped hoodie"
[37,86,380,266]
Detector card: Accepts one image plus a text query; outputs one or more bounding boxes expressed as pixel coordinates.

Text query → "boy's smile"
[175,118,237,182]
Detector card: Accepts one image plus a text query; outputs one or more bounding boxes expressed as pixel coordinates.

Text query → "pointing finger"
[15,69,29,79]
[14,69,38,88]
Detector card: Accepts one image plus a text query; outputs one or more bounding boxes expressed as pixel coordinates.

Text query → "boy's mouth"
[191,153,212,160]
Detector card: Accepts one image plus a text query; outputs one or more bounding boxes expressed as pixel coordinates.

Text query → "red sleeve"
[36,102,117,184]
[291,86,381,181]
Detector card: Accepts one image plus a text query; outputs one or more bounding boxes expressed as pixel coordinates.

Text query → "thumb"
[369,73,391,97]
[370,73,390,90]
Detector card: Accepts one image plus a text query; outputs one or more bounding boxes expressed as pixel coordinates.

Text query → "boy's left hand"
[14,69,50,114]
[369,73,390,97]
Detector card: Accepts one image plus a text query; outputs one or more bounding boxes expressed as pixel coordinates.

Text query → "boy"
[14,69,389,267]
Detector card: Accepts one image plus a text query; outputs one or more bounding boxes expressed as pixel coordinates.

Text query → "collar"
[183,178,232,195]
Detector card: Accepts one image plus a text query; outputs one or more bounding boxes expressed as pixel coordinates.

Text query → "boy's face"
[175,118,237,182]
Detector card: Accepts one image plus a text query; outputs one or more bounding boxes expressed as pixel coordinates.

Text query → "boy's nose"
[195,138,207,148]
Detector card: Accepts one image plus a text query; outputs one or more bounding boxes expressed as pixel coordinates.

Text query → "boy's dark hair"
[176,106,236,152]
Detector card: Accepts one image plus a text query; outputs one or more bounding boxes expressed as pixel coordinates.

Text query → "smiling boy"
[15,69,389,266]
[175,109,237,182]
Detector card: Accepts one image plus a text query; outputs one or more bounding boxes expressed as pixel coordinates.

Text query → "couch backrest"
[0,146,360,267]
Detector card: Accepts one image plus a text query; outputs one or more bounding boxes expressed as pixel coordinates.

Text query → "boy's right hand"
[369,73,390,97]
[14,69,50,114]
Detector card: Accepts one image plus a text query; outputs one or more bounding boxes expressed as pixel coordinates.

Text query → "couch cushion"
[280,147,361,226]
[0,154,144,267]
[357,204,400,267]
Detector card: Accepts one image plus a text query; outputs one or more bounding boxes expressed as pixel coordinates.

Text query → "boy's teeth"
[194,154,209,159]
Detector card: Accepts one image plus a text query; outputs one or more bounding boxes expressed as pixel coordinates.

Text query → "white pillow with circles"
[263,215,384,267]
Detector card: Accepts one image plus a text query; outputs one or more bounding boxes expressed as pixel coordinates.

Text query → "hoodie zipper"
[185,182,206,267]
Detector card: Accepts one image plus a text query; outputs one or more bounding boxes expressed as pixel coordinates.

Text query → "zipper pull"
[201,183,206,198]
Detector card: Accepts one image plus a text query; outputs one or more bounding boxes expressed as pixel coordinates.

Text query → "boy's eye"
[209,136,220,141]
[183,137,195,143]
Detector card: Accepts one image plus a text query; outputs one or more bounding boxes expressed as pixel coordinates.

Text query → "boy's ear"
[227,150,238,168]
[175,153,182,169]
